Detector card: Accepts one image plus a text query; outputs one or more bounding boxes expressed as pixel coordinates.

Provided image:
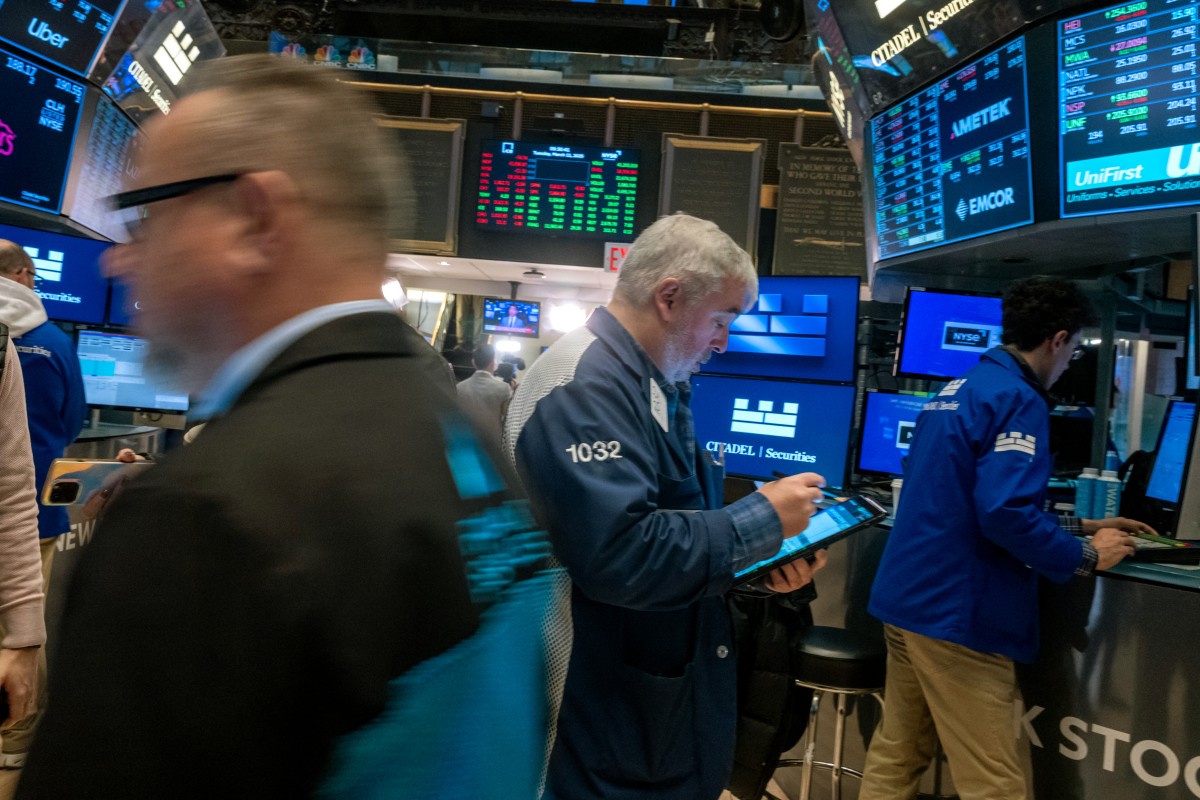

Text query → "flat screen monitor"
[1059,1,1200,217]
[0,47,86,213]
[106,278,138,327]
[1146,399,1197,505]
[65,94,139,242]
[701,276,860,384]
[76,329,188,412]
[473,139,640,240]
[0,0,123,75]
[896,288,1003,381]
[0,221,110,325]
[481,297,541,339]
[689,374,855,485]
[870,36,1033,261]
[856,389,931,476]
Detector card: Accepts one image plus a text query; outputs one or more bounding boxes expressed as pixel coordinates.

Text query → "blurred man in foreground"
[506,214,828,799]
[18,56,548,799]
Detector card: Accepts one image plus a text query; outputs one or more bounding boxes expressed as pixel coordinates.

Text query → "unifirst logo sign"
[26,18,70,49]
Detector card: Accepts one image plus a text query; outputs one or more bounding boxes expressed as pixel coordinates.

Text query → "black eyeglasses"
[106,174,242,239]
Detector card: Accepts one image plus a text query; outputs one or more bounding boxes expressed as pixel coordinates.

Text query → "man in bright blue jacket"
[860,277,1150,800]
[0,240,86,766]
[505,214,829,800]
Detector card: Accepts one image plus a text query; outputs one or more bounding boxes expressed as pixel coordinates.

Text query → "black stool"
[775,626,886,800]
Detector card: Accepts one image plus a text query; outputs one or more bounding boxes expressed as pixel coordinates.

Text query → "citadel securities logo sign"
[0,120,14,156]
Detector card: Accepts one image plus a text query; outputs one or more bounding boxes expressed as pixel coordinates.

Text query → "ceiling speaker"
[760,0,804,42]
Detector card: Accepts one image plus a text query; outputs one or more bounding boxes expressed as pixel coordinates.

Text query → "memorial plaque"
[660,134,765,261]
[378,117,465,255]
[773,144,865,277]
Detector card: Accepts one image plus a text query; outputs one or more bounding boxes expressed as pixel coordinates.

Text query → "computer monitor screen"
[896,288,1003,381]
[701,276,860,384]
[856,390,931,476]
[473,139,640,240]
[76,330,188,412]
[1059,1,1200,217]
[65,96,140,242]
[0,47,86,213]
[689,374,855,484]
[481,298,541,339]
[0,0,123,75]
[1146,400,1197,505]
[0,222,110,325]
[870,36,1033,261]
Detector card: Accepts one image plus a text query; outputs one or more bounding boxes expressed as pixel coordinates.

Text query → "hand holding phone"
[41,458,152,515]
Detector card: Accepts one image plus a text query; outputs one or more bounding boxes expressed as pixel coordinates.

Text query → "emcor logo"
[0,120,14,157]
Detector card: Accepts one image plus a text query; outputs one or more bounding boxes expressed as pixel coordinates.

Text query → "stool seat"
[795,626,886,691]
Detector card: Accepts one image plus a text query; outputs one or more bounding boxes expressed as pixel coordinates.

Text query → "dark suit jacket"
[18,313,518,798]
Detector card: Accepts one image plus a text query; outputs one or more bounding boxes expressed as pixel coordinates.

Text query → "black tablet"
[733,495,887,586]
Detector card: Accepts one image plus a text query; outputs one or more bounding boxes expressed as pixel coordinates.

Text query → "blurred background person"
[0,242,86,770]
[456,342,512,444]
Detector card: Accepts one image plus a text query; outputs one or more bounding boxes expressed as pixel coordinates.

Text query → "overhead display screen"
[65,95,139,242]
[0,0,123,75]
[0,47,86,212]
[871,37,1034,261]
[1059,0,1200,217]
[474,140,639,240]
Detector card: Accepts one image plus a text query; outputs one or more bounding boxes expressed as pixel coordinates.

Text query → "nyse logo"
[26,18,70,49]
[943,321,1000,353]
[0,120,14,156]
[22,247,64,282]
[152,21,202,86]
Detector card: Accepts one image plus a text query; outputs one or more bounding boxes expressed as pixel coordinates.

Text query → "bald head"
[0,239,35,290]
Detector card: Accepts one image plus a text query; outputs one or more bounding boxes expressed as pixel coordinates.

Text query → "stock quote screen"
[871,37,1034,260]
[474,140,639,239]
[1060,0,1200,216]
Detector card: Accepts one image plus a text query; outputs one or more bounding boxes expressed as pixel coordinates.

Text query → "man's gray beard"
[144,341,199,396]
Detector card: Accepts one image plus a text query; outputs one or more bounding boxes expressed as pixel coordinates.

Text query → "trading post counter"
[805,523,1200,800]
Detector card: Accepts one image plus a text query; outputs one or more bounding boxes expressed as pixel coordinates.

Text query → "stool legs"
[831,693,848,799]
[798,689,822,800]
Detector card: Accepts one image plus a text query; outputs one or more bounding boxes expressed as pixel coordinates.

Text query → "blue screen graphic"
[76,330,188,412]
[689,374,855,483]
[857,390,931,476]
[0,222,110,324]
[1146,400,1196,504]
[897,289,1003,381]
[701,276,859,384]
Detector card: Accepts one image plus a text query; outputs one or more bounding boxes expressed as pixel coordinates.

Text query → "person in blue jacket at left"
[505,213,830,800]
[0,239,86,768]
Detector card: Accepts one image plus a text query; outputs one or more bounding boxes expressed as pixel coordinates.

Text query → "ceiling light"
[494,338,522,353]
[548,302,587,333]
[523,267,546,279]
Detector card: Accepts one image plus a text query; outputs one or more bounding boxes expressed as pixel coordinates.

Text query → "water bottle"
[1105,449,1122,472]
[1097,470,1122,519]
[1075,468,1098,520]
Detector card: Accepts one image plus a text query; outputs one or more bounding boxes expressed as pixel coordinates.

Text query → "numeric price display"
[871,37,1034,260]
[475,140,639,240]
[1060,0,1200,216]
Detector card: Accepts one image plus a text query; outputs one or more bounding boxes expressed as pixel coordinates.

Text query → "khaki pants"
[0,536,56,755]
[859,624,1028,800]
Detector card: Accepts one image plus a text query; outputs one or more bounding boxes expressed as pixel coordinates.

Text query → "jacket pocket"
[597,661,697,784]
[656,472,703,510]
